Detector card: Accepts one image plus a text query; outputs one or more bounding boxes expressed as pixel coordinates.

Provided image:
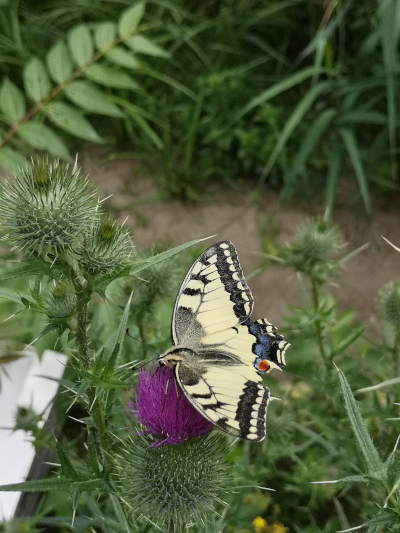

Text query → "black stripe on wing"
[175,362,270,442]
[234,380,269,441]
[172,241,254,345]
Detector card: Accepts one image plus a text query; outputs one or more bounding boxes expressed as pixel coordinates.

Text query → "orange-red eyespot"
[257,360,270,372]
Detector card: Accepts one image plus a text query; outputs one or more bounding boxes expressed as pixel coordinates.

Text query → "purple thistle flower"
[128,365,213,446]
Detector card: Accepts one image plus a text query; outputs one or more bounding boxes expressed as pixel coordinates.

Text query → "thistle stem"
[74,282,112,473]
[310,277,329,376]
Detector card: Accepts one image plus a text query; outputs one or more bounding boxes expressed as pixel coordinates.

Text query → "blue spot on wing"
[243,318,286,374]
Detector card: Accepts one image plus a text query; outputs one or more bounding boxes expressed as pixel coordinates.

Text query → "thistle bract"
[79,218,132,274]
[128,366,213,445]
[117,434,229,532]
[47,283,77,318]
[0,159,97,256]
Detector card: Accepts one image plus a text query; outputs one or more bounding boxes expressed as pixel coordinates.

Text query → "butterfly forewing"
[174,361,270,441]
[171,241,254,346]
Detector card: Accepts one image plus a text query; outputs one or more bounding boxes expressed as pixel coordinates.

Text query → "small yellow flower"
[272,503,281,515]
[269,521,289,533]
[253,516,268,533]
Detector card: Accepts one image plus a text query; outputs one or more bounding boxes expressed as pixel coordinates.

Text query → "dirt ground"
[81,147,400,339]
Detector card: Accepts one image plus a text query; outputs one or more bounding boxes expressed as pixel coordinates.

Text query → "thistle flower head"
[128,365,213,445]
[120,366,228,531]
[79,217,132,274]
[378,282,400,328]
[0,158,98,256]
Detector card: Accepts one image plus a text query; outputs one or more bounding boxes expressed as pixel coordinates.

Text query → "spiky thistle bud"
[286,218,342,271]
[14,405,42,432]
[118,366,229,531]
[0,158,98,256]
[47,282,77,318]
[79,218,132,274]
[378,282,400,328]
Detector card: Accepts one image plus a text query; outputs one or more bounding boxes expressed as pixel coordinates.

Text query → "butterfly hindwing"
[174,360,270,441]
[171,241,253,347]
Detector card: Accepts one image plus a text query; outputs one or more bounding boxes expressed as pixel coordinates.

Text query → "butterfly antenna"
[126,329,160,357]
[126,329,161,372]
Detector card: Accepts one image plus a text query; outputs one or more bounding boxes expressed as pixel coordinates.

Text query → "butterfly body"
[158,241,289,442]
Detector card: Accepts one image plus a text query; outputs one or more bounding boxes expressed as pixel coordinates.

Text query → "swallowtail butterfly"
[158,241,289,441]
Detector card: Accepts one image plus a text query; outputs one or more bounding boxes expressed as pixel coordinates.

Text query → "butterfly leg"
[162,375,175,413]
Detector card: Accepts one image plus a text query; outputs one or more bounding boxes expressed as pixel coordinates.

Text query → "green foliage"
[0,1,170,171]
[0,158,218,530]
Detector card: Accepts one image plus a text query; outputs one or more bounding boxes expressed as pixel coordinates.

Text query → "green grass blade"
[229,66,322,127]
[339,128,371,213]
[324,144,342,219]
[378,0,399,172]
[264,81,330,180]
[282,108,336,198]
[337,369,384,478]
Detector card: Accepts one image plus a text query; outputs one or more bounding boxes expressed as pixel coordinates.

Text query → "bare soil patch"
[82,147,400,338]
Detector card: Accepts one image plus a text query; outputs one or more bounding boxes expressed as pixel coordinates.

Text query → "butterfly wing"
[199,319,288,372]
[174,360,270,441]
[171,241,253,347]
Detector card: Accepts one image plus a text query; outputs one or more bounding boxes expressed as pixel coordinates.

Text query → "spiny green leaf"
[0,79,25,123]
[363,509,398,528]
[56,439,79,479]
[119,2,145,39]
[337,368,384,478]
[0,261,52,283]
[0,288,25,305]
[44,102,103,142]
[46,40,73,84]
[68,24,93,67]
[130,236,213,277]
[79,368,133,389]
[104,292,133,377]
[86,430,101,477]
[63,81,125,117]
[23,57,52,103]
[0,477,104,493]
[17,122,71,159]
